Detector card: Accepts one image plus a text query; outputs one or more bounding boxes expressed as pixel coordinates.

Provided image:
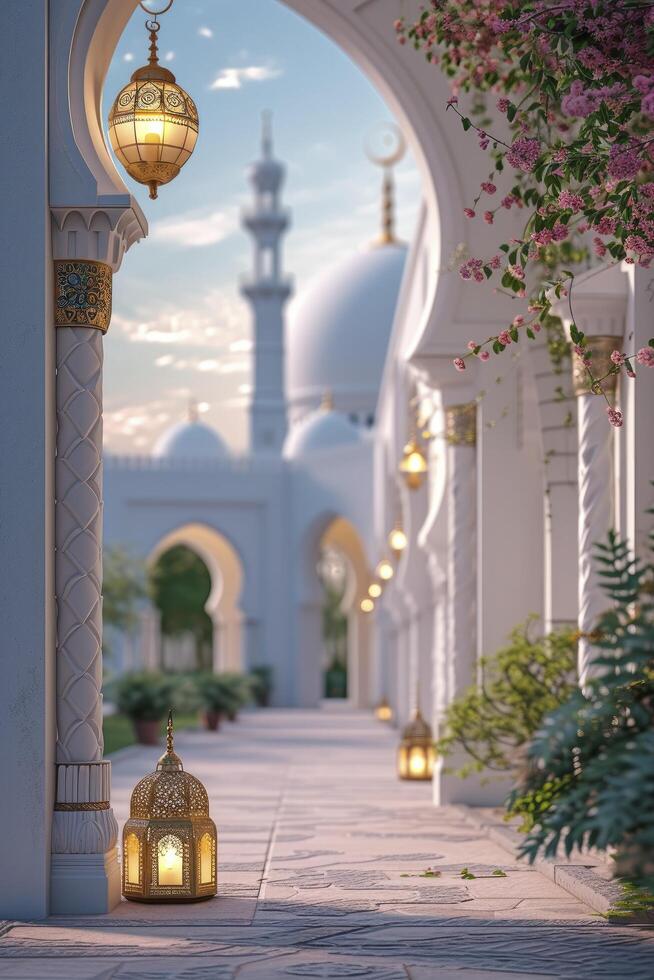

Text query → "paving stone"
[2,709,653,980]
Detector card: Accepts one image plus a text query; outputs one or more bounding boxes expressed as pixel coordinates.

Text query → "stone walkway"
[1,706,653,979]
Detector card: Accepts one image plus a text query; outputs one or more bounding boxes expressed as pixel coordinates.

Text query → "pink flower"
[509,264,525,280]
[483,211,494,224]
[593,237,607,258]
[610,350,625,366]
[453,357,466,372]
[489,255,501,269]
[636,346,654,367]
[627,369,636,378]
[558,190,584,212]
[481,181,497,195]
[608,144,641,181]
[607,407,624,428]
[498,330,511,346]
[479,350,490,361]
[506,137,541,173]
[497,98,510,113]
[464,208,476,218]
[467,340,478,351]
[642,91,654,116]
[533,322,541,332]
[447,96,458,106]
[513,315,524,326]
[553,147,568,163]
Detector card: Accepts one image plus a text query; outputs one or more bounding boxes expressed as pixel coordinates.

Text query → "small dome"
[153,420,229,460]
[287,243,407,420]
[401,709,433,742]
[129,768,210,819]
[284,403,363,459]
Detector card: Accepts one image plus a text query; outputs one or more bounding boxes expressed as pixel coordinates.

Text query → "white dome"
[153,420,229,460]
[284,406,363,459]
[287,243,407,421]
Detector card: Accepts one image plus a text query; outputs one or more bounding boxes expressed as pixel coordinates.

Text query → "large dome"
[284,404,364,459]
[153,420,229,460]
[286,242,407,423]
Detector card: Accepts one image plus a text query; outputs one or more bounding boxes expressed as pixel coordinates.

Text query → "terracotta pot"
[226,710,238,722]
[133,718,161,745]
[204,710,222,731]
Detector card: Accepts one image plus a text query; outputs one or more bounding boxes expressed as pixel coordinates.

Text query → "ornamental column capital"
[445,402,477,447]
[51,205,145,271]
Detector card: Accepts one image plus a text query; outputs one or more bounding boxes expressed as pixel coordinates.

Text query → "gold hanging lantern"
[388,524,407,557]
[397,709,435,781]
[122,711,217,902]
[399,437,428,490]
[374,698,393,723]
[108,1,199,200]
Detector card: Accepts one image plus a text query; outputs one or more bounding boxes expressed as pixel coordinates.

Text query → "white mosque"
[104,118,408,708]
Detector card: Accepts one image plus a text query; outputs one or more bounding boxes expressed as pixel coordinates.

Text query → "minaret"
[241,112,292,453]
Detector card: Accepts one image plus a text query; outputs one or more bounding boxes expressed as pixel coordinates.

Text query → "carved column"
[50,207,143,914]
[434,403,478,804]
[573,338,620,686]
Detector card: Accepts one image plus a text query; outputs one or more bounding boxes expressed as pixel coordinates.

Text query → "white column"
[433,402,479,805]
[573,337,620,685]
[50,207,142,914]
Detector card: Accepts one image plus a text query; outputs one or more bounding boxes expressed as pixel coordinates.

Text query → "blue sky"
[103,0,420,453]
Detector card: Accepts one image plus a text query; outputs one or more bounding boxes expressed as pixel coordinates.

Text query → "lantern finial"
[157,708,183,771]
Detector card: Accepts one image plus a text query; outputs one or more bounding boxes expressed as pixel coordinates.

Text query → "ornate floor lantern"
[122,712,217,902]
[108,1,199,199]
[374,698,393,722]
[397,709,435,781]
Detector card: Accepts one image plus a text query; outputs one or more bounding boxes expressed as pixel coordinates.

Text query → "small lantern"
[360,597,375,613]
[388,525,407,557]
[376,559,394,582]
[374,698,393,722]
[108,3,199,200]
[122,711,217,902]
[399,437,428,490]
[397,709,435,781]
[368,582,382,599]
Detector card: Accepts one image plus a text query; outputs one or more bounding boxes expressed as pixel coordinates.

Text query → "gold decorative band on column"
[54,259,112,333]
[445,403,476,446]
[54,801,110,811]
[572,335,619,397]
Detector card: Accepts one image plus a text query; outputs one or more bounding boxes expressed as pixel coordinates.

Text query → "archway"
[149,523,245,674]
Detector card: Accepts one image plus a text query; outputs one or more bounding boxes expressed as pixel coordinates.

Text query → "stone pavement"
[1,706,653,979]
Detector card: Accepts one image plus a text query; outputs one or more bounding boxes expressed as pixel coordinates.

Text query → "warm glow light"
[377,559,394,581]
[200,833,213,885]
[368,582,382,599]
[360,598,375,613]
[409,749,428,777]
[388,527,408,555]
[375,700,393,722]
[157,834,183,886]
[126,833,140,885]
[399,438,428,490]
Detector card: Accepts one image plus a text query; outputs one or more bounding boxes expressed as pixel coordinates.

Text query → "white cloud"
[229,338,253,353]
[209,65,282,91]
[122,52,134,63]
[111,289,248,350]
[150,207,238,248]
[198,26,213,38]
[164,51,175,62]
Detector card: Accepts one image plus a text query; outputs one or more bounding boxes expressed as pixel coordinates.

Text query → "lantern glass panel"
[200,833,213,884]
[158,834,184,886]
[126,833,141,885]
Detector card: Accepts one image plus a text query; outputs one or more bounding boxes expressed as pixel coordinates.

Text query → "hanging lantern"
[122,711,217,902]
[360,597,375,613]
[374,698,393,723]
[108,1,199,200]
[368,582,382,599]
[388,524,408,557]
[399,437,428,490]
[397,709,435,781]
[376,558,394,582]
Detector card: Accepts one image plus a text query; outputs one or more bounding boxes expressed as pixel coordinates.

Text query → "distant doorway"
[151,544,213,672]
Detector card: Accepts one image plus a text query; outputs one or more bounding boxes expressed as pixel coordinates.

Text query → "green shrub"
[509,531,654,893]
[114,671,175,721]
[437,619,577,778]
[195,672,251,715]
[249,665,273,706]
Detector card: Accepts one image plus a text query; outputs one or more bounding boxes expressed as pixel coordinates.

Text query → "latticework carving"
[55,327,104,764]
[130,769,209,818]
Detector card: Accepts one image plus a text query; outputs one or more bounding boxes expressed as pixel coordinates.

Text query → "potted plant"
[219,672,252,721]
[114,671,174,745]
[249,665,273,707]
[196,674,235,731]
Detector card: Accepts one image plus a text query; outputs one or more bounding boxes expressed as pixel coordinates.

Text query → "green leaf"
[462,117,472,132]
